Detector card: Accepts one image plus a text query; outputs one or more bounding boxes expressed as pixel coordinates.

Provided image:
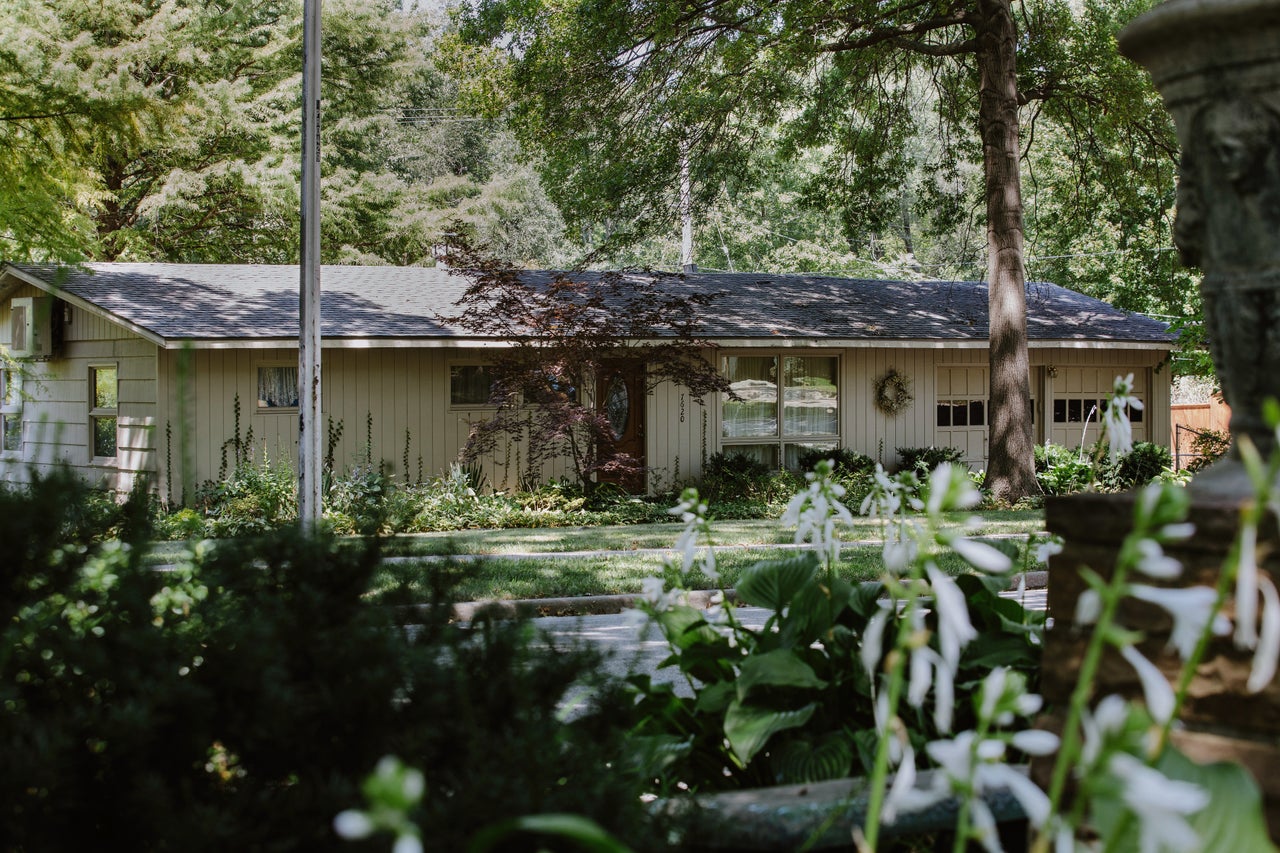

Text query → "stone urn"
[1120,0,1280,497]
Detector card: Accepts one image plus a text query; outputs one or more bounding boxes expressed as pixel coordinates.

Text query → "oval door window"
[605,376,629,439]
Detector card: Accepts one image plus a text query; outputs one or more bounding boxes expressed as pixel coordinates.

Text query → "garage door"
[935,367,989,467]
[1050,368,1146,450]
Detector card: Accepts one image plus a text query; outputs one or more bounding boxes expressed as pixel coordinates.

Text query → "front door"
[597,362,646,493]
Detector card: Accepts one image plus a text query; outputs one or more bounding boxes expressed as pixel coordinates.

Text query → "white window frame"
[449,362,498,410]
[89,363,118,462]
[257,362,299,412]
[0,366,21,456]
[720,351,841,470]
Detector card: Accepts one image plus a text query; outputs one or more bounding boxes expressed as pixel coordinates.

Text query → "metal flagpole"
[298,0,323,528]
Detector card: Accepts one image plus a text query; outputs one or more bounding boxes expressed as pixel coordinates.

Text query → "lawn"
[364,508,1047,602]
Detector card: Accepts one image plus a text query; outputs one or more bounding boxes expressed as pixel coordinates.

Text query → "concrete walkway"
[522,577,1049,697]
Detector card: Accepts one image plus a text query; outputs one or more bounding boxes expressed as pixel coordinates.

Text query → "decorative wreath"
[874,368,914,416]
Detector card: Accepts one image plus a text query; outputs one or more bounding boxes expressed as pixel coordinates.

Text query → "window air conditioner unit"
[9,296,58,360]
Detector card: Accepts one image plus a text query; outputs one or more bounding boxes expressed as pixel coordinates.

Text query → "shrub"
[793,446,876,478]
[0,469,658,851]
[700,451,799,505]
[1186,428,1230,473]
[325,461,393,535]
[897,445,966,475]
[1102,441,1172,491]
[1035,443,1094,496]
[193,457,297,536]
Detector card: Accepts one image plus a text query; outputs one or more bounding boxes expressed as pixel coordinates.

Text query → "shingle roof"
[3,262,1173,346]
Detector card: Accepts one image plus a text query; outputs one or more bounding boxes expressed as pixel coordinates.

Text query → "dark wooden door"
[596,362,646,493]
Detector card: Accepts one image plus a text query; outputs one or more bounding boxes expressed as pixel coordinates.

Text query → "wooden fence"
[1170,398,1231,469]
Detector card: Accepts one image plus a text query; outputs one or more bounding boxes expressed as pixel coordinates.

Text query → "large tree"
[454,0,1173,500]
[0,0,573,266]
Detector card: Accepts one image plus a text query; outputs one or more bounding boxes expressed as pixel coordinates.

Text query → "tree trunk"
[976,0,1039,502]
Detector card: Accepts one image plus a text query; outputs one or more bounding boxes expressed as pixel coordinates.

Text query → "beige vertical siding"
[0,285,158,492]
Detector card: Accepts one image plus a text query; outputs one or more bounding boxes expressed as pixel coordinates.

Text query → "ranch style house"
[0,263,1174,498]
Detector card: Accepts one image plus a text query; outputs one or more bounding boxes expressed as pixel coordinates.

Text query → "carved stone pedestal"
[1042,491,1280,840]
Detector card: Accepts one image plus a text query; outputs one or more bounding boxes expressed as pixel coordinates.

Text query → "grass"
[364,508,1047,602]
[143,509,1046,602]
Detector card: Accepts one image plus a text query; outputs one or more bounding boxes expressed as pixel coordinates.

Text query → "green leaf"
[724,700,817,764]
[656,604,720,650]
[770,732,855,784]
[736,649,828,700]
[694,679,736,714]
[468,813,635,853]
[736,553,819,611]
[1159,746,1278,853]
[1091,745,1278,853]
[848,581,888,619]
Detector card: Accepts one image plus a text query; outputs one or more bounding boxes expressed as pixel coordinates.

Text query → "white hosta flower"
[1074,589,1102,626]
[333,810,375,839]
[880,739,920,825]
[1010,729,1059,757]
[1134,539,1183,580]
[1128,584,1231,660]
[883,533,917,575]
[640,576,677,612]
[978,762,1052,830]
[1033,537,1064,564]
[926,564,978,670]
[926,463,982,517]
[1103,373,1144,462]
[1119,645,1175,725]
[1235,521,1260,650]
[979,667,1007,723]
[1247,575,1280,692]
[860,607,890,681]
[392,835,424,853]
[1080,694,1130,767]
[1109,752,1208,853]
[950,536,1014,574]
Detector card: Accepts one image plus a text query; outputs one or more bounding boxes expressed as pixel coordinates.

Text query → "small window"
[1053,399,1067,423]
[258,365,298,410]
[1067,399,1082,423]
[0,368,20,454]
[90,365,118,459]
[936,403,951,427]
[450,365,495,407]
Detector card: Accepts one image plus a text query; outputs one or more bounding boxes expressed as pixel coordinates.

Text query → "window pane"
[604,376,629,439]
[93,367,117,409]
[1130,401,1144,423]
[952,402,969,427]
[970,401,985,425]
[723,356,777,438]
[450,365,493,406]
[93,416,117,457]
[936,403,951,427]
[1067,399,1082,422]
[11,305,27,352]
[785,441,836,471]
[783,356,838,436]
[1053,399,1066,423]
[723,443,779,469]
[2,414,19,452]
[0,370,14,408]
[258,366,298,409]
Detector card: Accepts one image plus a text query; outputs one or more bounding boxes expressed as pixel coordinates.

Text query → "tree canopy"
[451,0,1184,500]
[0,0,572,266]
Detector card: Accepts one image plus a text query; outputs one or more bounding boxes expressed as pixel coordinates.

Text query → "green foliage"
[1102,441,1172,491]
[1034,443,1095,496]
[699,451,801,506]
[192,457,298,536]
[0,469,659,851]
[1186,428,1230,473]
[793,446,876,478]
[624,556,1043,792]
[897,446,968,475]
